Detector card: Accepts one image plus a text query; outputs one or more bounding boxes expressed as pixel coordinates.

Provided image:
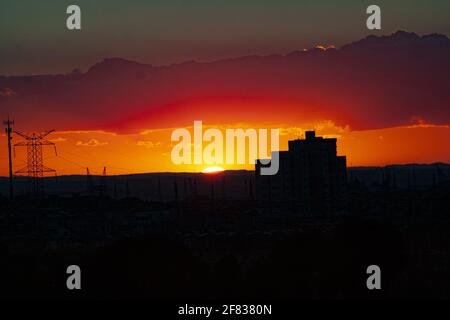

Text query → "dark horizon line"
[0,161,449,179]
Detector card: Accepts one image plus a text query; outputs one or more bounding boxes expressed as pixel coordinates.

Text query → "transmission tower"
[14,130,57,196]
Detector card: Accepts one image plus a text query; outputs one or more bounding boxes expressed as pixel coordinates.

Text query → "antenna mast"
[3,116,14,200]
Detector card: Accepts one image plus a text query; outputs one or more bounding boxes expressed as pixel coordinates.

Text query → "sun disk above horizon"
[202,166,225,174]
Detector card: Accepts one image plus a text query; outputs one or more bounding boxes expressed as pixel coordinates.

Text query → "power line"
[58,149,140,173]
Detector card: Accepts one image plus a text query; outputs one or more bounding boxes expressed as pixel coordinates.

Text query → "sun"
[202,166,225,174]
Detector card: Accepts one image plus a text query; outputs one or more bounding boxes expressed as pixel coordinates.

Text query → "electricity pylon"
[14,130,57,196]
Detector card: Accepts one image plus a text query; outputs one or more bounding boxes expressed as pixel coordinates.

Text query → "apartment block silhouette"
[256,131,347,216]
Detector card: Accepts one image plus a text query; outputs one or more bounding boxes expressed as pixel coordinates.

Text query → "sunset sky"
[1,1,450,176]
[1,122,449,176]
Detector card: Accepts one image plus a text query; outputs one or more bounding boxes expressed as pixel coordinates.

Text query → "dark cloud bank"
[0,31,449,132]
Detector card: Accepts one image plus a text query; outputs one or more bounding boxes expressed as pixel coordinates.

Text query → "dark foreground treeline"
[1,216,449,300]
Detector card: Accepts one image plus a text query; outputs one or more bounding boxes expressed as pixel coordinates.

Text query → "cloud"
[139,128,174,135]
[58,130,117,136]
[49,137,67,142]
[0,88,16,97]
[278,120,350,137]
[136,140,161,148]
[2,32,449,132]
[76,139,108,147]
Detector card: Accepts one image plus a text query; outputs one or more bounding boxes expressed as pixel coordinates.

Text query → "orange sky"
[1,120,449,177]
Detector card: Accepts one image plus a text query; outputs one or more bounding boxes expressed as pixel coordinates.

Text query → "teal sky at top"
[1,0,449,75]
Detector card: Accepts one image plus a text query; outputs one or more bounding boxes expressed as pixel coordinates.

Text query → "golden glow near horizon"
[202,166,225,174]
[1,121,449,176]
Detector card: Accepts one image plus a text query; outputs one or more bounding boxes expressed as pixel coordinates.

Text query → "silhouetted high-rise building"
[256,131,347,216]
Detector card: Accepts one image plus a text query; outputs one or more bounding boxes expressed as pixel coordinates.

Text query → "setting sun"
[202,166,225,174]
